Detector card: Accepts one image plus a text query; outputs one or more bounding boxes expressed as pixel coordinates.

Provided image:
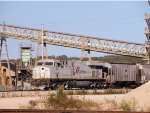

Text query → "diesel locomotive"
[32,59,150,90]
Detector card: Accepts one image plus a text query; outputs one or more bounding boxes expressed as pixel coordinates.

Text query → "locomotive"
[32,59,150,90]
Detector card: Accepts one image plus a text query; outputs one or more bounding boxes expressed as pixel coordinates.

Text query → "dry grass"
[119,97,137,111]
[66,88,128,95]
[46,87,99,110]
[103,88,128,94]
[104,97,137,111]
[0,91,42,98]
[75,90,88,95]
[26,87,100,110]
[104,98,118,110]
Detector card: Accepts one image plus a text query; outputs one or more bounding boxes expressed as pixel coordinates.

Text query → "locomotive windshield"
[37,62,43,66]
[45,62,53,65]
[37,61,54,66]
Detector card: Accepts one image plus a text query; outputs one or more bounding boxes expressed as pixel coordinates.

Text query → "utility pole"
[41,24,44,62]
[35,24,48,65]
[81,37,85,61]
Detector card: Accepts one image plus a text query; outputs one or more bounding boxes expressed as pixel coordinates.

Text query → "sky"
[0,1,149,59]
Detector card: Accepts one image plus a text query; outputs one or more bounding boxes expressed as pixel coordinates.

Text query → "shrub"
[104,98,118,110]
[46,87,99,110]
[46,87,83,110]
[29,100,37,107]
[119,98,137,111]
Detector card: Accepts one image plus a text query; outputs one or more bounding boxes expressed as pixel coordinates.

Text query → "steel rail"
[0,109,147,113]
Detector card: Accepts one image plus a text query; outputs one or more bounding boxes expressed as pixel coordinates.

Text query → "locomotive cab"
[33,59,56,79]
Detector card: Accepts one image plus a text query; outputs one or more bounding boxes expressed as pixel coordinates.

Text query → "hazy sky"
[0,1,149,59]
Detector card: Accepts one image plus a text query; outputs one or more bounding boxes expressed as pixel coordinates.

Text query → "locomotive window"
[57,63,61,67]
[37,62,43,66]
[54,63,61,67]
[89,65,102,69]
[45,62,53,65]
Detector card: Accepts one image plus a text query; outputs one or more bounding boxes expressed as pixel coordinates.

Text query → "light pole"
[41,24,44,62]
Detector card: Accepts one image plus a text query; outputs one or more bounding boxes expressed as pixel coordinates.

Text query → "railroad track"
[0,110,147,113]
[0,88,132,92]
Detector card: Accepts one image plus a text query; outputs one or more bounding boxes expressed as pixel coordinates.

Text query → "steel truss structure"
[0,35,13,90]
[0,23,149,62]
[144,12,150,63]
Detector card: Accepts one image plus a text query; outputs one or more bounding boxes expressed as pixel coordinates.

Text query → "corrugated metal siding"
[111,64,137,82]
[142,65,150,81]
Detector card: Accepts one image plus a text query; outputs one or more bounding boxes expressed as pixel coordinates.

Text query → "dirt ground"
[0,81,150,111]
[0,94,123,109]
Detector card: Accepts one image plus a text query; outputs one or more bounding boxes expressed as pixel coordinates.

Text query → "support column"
[0,36,12,90]
[35,32,41,65]
[144,13,150,64]
[87,40,91,63]
[0,22,13,90]
[36,31,48,64]
[81,37,85,61]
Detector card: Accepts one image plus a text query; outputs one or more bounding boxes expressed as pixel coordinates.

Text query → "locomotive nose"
[40,66,50,79]
[40,67,46,77]
[33,66,50,79]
